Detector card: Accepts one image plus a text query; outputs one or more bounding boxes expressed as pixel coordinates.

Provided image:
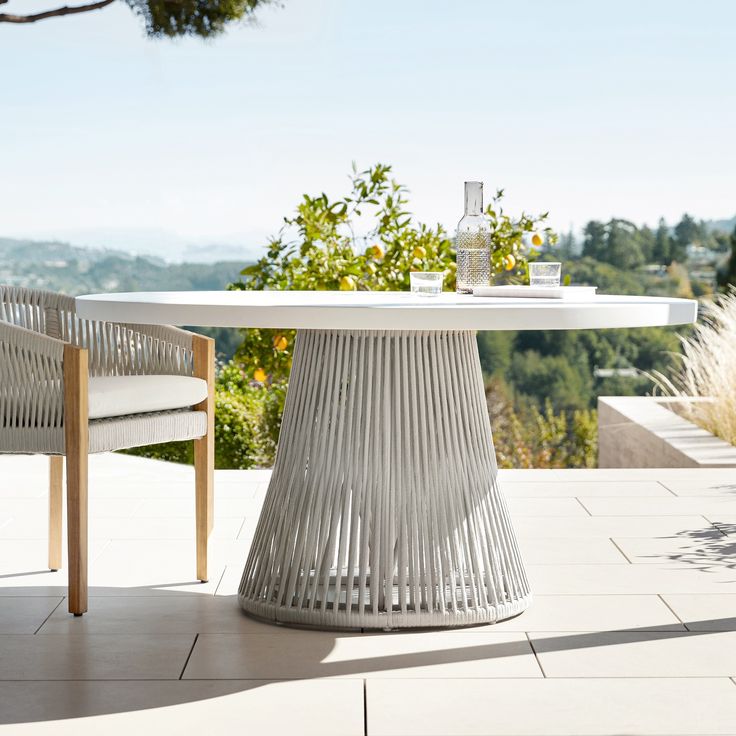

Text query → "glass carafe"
[455,181,491,294]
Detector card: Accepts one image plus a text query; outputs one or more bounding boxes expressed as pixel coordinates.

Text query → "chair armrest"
[192,333,215,386]
[0,320,68,431]
[0,319,67,355]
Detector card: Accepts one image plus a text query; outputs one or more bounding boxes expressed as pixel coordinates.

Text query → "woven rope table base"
[238,329,531,629]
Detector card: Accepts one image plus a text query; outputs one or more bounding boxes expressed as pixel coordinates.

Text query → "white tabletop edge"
[75,290,699,331]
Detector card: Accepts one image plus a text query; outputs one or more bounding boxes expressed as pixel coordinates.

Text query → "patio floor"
[1,453,736,735]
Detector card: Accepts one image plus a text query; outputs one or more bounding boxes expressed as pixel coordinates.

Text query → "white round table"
[77,291,698,629]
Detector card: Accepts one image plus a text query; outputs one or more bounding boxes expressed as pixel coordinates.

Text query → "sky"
[1,0,735,260]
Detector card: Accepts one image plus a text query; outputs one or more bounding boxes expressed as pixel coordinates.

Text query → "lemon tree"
[231,163,555,382]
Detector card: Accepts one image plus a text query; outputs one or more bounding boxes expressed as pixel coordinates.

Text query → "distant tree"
[510,351,592,411]
[0,0,275,37]
[638,224,655,263]
[674,214,700,246]
[716,225,736,290]
[557,228,578,260]
[672,213,706,262]
[713,230,731,253]
[667,262,694,298]
[653,218,672,264]
[582,219,644,270]
[607,219,645,270]
[582,221,607,261]
[477,331,515,377]
[564,257,645,294]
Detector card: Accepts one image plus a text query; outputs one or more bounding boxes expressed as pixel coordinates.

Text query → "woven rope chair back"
[0,286,192,378]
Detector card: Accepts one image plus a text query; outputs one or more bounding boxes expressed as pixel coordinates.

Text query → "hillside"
[704,216,736,234]
[0,238,246,295]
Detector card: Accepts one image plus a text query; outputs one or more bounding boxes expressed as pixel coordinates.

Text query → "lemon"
[531,232,543,247]
[272,334,288,352]
[253,368,267,383]
[412,246,426,260]
[370,244,384,259]
[503,254,516,271]
[366,262,377,275]
[339,275,356,291]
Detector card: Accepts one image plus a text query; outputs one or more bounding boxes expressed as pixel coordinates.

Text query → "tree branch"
[0,0,115,23]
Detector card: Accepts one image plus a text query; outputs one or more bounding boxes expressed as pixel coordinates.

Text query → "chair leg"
[194,433,214,582]
[66,449,88,615]
[64,344,88,616]
[193,334,215,583]
[48,456,63,571]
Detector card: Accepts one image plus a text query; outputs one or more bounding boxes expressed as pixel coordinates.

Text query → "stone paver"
[1,453,735,735]
[366,678,736,735]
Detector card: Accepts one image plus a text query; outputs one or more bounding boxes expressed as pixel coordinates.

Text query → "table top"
[76,290,698,331]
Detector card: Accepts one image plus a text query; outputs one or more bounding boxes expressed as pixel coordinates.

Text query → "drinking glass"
[410,271,444,297]
[529,262,561,287]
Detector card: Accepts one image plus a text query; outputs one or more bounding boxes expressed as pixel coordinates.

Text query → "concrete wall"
[598,396,736,468]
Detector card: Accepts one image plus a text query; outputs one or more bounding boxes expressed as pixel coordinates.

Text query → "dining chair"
[0,286,215,615]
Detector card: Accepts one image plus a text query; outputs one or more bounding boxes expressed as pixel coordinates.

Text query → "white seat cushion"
[88,375,209,420]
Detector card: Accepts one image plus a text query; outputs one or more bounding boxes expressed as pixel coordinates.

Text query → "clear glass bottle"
[455,181,491,294]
